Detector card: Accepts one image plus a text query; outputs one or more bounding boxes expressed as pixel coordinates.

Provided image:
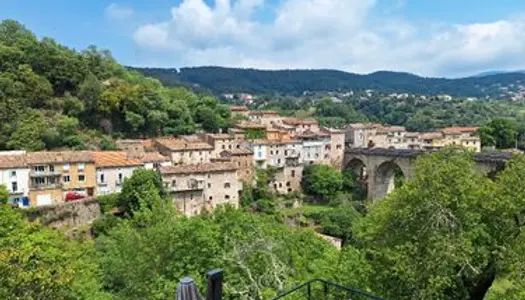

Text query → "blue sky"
[2,0,525,77]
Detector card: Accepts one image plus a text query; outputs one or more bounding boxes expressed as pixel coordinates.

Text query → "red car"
[65,192,86,202]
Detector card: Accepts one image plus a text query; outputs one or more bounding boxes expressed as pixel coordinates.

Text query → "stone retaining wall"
[22,197,101,229]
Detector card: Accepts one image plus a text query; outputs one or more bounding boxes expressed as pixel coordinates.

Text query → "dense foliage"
[135,66,525,97]
[356,149,525,300]
[0,20,233,151]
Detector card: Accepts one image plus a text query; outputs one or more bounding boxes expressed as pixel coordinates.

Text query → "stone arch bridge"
[343,148,512,201]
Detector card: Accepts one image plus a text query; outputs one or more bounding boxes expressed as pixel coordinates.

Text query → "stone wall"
[22,197,101,229]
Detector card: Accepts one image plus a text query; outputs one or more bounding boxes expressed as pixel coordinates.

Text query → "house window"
[172,180,176,187]
[270,151,274,155]
[291,170,296,177]
[276,150,279,155]
[225,195,230,200]
[34,166,45,172]
[49,165,55,172]
[224,182,231,188]
[78,163,85,171]
[209,196,213,201]
[99,173,105,183]
[78,175,86,182]
[207,183,211,188]
[10,171,16,178]
[277,159,281,164]
[336,144,342,150]
[63,175,71,183]
[286,182,291,187]
[278,183,282,188]
[11,182,17,192]
[222,145,225,149]
[63,164,70,171]
[35,177,45,185]
[118,173,123,182]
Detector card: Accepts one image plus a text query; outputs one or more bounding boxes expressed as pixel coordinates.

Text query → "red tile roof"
[0,153,27,169]
[441,127,480,134]
[93,151,143,168]
[283,118,318,126]
[159,162,237,175]
[141,152,170,163]
[26,151,94,164]
[155,137,213,151]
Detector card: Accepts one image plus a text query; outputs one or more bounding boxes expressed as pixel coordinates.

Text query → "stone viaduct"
[342,148,512,201]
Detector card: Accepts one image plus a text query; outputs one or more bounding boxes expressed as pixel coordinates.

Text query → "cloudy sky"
[2,0,525,77]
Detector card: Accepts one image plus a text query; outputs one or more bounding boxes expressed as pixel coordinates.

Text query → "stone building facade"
[160,162,240,217]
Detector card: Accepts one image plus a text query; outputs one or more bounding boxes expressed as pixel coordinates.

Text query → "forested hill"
[0,20,234,151]
[133,66,525,97]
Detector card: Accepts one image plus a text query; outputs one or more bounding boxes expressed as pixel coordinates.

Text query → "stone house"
[154,136,214,165]
[199,133,239,157]
[160,162,240,217]
[218,149,254,184]
[321,127,345,168]
[282,118,320,135]
[248,110,283,126]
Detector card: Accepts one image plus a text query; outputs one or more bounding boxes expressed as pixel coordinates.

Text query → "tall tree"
[356,149,525,300]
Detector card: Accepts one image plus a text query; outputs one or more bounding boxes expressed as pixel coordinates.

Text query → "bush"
[91,215,122,237]
[97,194,119,214]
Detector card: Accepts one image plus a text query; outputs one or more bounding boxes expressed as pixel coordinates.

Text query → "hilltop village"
[0,106,481,215]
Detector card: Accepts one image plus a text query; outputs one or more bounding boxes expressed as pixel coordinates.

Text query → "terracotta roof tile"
[441,127,480,134]
[141,152,170,163]
[26,151,94,165]
[283,118,318,126]
[0,154,27,169]
[155,137,213,151]
[93,151,143,168]
[159,162,237,175]
[229,105,249,112]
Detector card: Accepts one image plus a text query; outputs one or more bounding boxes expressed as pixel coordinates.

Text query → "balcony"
[30,183,62,190]
[30,170,61,177]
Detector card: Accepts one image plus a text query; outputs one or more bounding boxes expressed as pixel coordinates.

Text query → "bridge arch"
[371,160,405,200]
[345,158,367,178]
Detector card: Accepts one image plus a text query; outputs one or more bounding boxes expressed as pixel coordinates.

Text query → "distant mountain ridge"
[131,66,525,98]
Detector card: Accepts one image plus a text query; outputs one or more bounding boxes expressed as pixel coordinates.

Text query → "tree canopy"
[0,20,234,150]
[356,149,525,300]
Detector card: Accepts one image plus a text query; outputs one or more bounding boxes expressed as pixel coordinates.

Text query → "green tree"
[479,118,517,149]
[117,169,167,215]
[7,112,46,151]
[356,149,525,300]
[302,164,343,202]
[0,205,106,299]
[0,185,8,204]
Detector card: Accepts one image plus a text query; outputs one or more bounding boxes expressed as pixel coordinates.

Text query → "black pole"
[206,269,224,300]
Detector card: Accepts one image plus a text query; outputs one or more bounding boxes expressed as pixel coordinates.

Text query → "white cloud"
[105,3,134,20]
[132,0,525,77]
